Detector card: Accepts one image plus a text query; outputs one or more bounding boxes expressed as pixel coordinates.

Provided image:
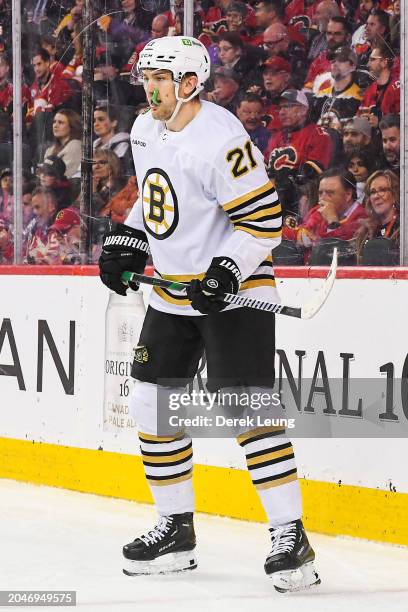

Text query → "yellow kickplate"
[1,437,407,545]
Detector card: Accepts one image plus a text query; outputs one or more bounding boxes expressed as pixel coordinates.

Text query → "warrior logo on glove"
[99,223,150,296]
[187,256,241,314]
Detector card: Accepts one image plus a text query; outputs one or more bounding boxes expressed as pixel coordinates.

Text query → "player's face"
[32,55,50,80]
[368,176,395,218]
[94,110,116,137]
[348,157,369,181]
[142,69,178,121]
[236,101,263,131]
[381,127,400,163]
[278,102,307,128]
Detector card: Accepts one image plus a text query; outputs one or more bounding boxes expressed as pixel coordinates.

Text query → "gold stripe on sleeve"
[222,181,275,212]
[234,226,282,238]
[240,278,276,290]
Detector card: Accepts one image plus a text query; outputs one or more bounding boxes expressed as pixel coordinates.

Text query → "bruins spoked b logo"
[142,168,179,240]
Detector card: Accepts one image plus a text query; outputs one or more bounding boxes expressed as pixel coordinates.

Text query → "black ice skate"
[123,513,197,576]
[264,519,321,592]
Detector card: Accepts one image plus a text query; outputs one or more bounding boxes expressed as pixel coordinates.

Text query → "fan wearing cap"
[47,206,81,265]
[342,117,372,154]
[207,66,242,112]
[25,186,80,265]
[37,155,72,210]
[259,56,292,131]
[313,46,362,123]
[265,89,333,215]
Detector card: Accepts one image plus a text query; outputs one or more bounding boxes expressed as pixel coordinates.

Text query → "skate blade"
[123,550,197,576]
[271,561,321,593]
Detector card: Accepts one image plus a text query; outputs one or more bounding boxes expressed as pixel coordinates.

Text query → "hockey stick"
[121,248,337,320]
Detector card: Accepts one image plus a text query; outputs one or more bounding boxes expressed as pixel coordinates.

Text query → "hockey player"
[98,36,320,593]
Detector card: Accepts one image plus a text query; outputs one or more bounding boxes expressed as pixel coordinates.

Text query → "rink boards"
[0,266,407,545]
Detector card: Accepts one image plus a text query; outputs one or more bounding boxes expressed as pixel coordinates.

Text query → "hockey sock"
[138,431,195,516]
[237,426,302,527]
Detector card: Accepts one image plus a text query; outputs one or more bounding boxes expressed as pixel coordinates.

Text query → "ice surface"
[1,480,407,612]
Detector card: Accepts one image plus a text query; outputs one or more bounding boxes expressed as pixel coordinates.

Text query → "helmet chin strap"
[165,81,202,127]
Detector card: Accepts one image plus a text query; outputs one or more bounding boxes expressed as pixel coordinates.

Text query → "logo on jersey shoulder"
[142,168,179,240]
[132,138,147,147]
[182,38,193,46]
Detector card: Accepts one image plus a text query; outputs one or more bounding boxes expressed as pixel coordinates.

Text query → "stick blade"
[301,248,338,320]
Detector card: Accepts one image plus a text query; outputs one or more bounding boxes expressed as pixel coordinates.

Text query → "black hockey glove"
[99,223,150,296]
[187,257,241,314]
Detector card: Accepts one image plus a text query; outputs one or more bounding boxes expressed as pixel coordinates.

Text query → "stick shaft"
[121,249,336,319]
[121,271,301,318]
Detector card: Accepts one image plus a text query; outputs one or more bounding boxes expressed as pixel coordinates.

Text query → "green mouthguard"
[152,88,160,105]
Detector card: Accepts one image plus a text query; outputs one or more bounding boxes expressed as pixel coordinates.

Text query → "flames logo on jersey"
[142,168,179,240]
[268,146,298,171]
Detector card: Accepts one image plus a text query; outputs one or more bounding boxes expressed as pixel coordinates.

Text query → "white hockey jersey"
[126,100,282,315]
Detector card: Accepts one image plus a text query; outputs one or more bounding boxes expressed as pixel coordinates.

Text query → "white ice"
[1,479,407,612]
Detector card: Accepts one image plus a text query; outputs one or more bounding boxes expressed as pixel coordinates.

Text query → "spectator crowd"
[0,0,401,266]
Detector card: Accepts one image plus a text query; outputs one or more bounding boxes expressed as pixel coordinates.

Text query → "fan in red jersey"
[265,89,332,215]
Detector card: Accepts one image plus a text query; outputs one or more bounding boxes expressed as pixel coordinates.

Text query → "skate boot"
[264,519,321,593]
[123,512,197,576]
